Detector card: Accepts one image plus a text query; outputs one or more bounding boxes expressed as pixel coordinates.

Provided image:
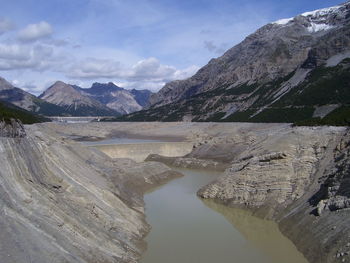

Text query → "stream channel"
[83,138,308,263]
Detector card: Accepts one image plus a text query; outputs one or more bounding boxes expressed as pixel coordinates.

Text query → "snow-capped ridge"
[273,17,294,25]
[301,5,342,17]
[272,2,345,26]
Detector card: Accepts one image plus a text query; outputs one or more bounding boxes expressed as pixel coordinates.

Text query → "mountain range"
[0,77,153,118]
[1,2,349,125]
[119,1,350,125]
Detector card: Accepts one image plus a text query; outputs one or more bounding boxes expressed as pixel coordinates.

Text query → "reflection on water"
[202,199,308,263]
[141,168,308,263]
[84,137,308,263]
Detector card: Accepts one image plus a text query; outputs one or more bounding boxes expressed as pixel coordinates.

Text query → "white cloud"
[66,57,199,91]
[18,21,53,42]
[0,43,61,71]
[131,57,177,81]
[113,80,165,92]
[67,58,123,79]
[0,18,15,35]
[68,57,198,81]
[174,65,200,80]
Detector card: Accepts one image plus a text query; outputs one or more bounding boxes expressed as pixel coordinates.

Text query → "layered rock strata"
[0,119,26,138]
[0,123,180,263]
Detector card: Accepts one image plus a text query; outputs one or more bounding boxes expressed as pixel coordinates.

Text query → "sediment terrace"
[90,142,193,162]
[0,121,349,263]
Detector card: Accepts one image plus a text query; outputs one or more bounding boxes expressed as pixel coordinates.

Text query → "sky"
[0,0,341,95]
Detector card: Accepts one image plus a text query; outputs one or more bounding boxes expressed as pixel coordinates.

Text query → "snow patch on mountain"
[301,5,342,17]
[307,22,335,33]
[273,17,294,25]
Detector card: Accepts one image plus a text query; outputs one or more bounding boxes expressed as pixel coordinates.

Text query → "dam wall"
[93,142,194,162]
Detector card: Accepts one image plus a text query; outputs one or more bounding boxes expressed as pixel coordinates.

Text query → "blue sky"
[0,0,341,94]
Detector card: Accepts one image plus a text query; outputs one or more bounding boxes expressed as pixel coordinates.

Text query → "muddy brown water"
[83,138,308,263]
[141,168,308,263]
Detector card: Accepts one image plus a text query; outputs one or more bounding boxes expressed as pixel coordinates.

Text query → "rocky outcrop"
[192,126,350,263]
[0,119,26,138]
[0,123,180,263]
[312,130,350,214]
[196,127,341,214]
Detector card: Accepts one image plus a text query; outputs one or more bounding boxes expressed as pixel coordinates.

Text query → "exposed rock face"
[189,126,350,263]
[0,119,26,138]
[196,127,340,212]
[39,81,117,116]
[123,2,350,122]
[0,123,180,263]
[130,89,153,107]
[312,130,350,214]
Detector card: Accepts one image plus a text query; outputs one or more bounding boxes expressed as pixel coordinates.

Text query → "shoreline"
[3,121,349,263]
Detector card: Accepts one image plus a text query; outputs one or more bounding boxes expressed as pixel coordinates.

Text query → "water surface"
[84,138,308,263]
[80,138,163,146]
[141,168,308,263]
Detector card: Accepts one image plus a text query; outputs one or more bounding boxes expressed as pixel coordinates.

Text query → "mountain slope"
[0,77,67,116]
[121,2,350,123]
[77,83,153,114]
[39,81,118,116]
[130,89,153,107]
[0,100,49,124]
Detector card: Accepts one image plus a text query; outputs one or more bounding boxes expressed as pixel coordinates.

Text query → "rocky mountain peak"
[89,82,123,94]
[272,2,349,33]
[38,81,118,116]
[39,81,87,106]
[122,1,350,124]
[0,77,15,91]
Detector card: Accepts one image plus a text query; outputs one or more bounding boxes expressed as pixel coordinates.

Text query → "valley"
[0,121,345,263]
[0,1,349,262]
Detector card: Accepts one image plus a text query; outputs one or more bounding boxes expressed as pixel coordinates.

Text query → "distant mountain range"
[0,77,153,118]
[74,82,152,114]
[120,1,350,125]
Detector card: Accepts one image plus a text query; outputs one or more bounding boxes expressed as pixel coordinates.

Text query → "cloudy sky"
[0,0,339,95]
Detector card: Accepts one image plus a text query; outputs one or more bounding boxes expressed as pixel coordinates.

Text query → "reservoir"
[84,138,308,263]
[141,168,308,263]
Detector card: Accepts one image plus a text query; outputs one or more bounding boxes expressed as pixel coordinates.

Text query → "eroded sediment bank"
[62,122,349,263]
[1,121,349,263]
[0,121,182,263]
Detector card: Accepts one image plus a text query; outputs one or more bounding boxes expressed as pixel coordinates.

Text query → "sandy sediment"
[1,121,349,263]
[63,122,349,263]
[0,121,181,263]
